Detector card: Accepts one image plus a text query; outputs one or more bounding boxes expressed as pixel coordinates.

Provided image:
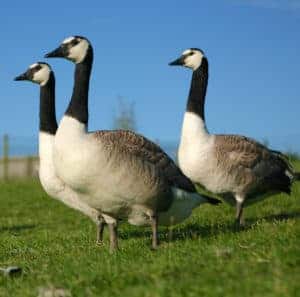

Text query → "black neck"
[40,72,57,134]
[65,47,93,125]
[186,57,208,121]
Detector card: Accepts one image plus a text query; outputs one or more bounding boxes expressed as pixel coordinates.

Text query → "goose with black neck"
[169,48,300,225]
[14,62,104,243]
[45,36,221,252]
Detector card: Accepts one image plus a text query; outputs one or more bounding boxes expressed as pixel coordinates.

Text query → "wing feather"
[93,130,196,193]
[215,134,293,194]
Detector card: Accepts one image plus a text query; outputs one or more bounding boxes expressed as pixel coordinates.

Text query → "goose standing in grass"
[45,36,220,251]
[169,48,300,225]
[14,62,105,243]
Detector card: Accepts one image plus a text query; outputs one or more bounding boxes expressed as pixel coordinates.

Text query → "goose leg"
[235,194,245,226]
[96,217,105,245]
[167,216,175,242]
[150,213,159,250]
[108,222,118,253]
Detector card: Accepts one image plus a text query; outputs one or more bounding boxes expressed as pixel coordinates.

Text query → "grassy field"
[0,163,299,296]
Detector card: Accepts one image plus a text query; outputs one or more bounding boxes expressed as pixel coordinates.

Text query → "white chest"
[178,112,215,180]
[178,112,232,193]
[39,132,65,196]
[54,116,100,190]
[52,116,132,213]
[178,137,221,191]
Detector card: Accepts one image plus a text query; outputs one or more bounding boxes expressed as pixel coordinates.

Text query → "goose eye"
[35,65,42,71]
[188,52,194,56]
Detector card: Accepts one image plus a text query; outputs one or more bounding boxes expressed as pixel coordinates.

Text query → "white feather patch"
[62,36,75,44]
[39,132,99,222]
[184,51,204,70]
[32,64,51,86]
[68,39,89,64]
[182,49,192,55]
[29,63,38,69]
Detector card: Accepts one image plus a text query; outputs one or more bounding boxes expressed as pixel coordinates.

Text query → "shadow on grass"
[120,211,300,242]
[0,224,36,233]
[120,221,250,242]
[249,211,300,224]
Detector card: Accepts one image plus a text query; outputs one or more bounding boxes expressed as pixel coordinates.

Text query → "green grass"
[0,164,300,297]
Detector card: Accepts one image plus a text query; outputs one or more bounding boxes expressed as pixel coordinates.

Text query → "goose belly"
[54,136,171,217]
[85,155,172,216]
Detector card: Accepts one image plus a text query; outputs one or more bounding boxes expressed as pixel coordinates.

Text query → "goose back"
[214,135,293,194]
[94,130,197,192]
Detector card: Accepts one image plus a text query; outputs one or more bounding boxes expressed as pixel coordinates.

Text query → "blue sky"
[1,0,300,154]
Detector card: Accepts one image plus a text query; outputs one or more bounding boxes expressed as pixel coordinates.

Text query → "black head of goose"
[45,36,92,125]
[44,37,220,251]
[169,48,300,226]
[14,62,104,243]
[15,62,57,135]
[169,48,208,127]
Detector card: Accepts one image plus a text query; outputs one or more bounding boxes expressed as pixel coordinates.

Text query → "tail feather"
[264,171,292,195]
[172,189,221,208]
[270,149,300,186]
[194,183,223,205]
[203,195,222,205]
[270,150,294,171]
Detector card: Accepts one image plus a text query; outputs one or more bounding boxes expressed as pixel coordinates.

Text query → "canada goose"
[169,48,300,225]
[14,62,105,243]
[45,36,220,251]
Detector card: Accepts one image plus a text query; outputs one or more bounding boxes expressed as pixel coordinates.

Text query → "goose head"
[169,48,205,71]
[14,62,52,86]
[45,36,92,64]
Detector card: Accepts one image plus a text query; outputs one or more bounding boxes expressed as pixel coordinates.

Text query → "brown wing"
[215,135,267,169]
[93,130,196,193]
[215,134,293,194]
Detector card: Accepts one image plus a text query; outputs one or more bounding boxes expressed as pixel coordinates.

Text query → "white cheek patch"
[185,53,203,71]
[62,36,75,44]
[68,39,89,63]
[33,66,51,86]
